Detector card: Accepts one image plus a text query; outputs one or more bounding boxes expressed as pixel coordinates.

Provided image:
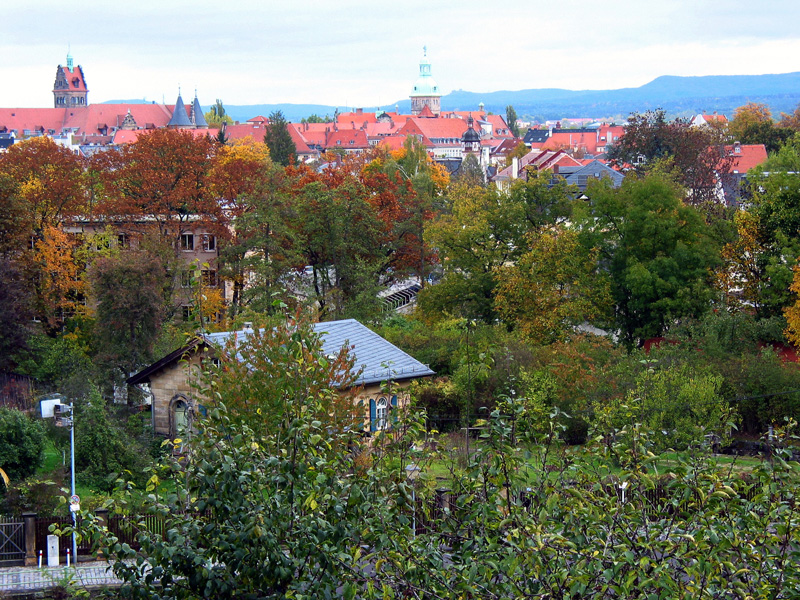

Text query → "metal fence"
[0,515,25,565]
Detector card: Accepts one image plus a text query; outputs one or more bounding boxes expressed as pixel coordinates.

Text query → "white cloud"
[2,0,799,108]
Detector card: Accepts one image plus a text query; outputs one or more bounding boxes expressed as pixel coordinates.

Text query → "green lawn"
[417,439,772,487]
[39,441,98,499]
[40,441,64,473]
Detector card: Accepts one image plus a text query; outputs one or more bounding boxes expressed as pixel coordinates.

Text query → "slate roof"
[128,319,434,388]
[562,159,625,190]
[168,94,193,128]
[191,97,208,128]
[523,128,550,145]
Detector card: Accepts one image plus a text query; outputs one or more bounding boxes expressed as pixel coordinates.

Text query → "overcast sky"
[3,0,799,109]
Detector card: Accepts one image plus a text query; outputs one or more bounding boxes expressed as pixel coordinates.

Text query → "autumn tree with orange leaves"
[0,136,86,236]
[0,138,87,332]
[93,129,223,246]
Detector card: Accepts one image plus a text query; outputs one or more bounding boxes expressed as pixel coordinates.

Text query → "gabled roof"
[397,116,470,141]
[224,122,266,142]
[325,129,369,149]
[287,124,312,153]
[54,64,88,93]
[127,319,434,388]
[721,143,768,173]
[562,159,625,190]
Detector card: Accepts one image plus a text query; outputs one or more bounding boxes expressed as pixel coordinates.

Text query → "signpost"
[40,397,78,563]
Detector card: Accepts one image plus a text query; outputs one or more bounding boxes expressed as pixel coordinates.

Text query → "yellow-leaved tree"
[783,262,800,346]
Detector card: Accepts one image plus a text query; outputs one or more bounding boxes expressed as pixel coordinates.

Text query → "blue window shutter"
[390,395,398,427]
[370,398,377,432]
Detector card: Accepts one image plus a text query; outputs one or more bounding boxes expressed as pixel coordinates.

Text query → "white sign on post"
[47,534,59,567]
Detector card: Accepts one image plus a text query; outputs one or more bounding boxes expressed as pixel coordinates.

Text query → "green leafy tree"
[300,114,329,124]
[608,109,730,205]
[728,102,792,152]
[89,250,167,377]
[580,172,720,346]
[203,99,233,128]
[0,257,33,370]
[455,152,484,186]
[505,105,520,137]
[421,182,516,322]
[263,110,297,166]
[83,315,426,599]
[495,225,611,344]
[421,169,577,323]
[742,136,800,317]
[0,407,46,481]
[596,363,731,453]
[75,387,151,492]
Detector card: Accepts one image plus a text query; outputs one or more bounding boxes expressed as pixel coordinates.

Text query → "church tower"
[410,47,441,116]
[53,52,88,108]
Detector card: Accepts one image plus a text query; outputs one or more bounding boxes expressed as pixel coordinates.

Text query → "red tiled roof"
[375,135,415,152]
[0,108,67,134]
[336,110,378,124]
[287,124,312,154]
[224,123,266,141]
[325,129,369,149]
[55,66,87,92]
[112,127,215,145]
[64,104,174,135]
[722,144,768,173]
[484,114,513,138]
[397,116,470,140]
[541,130,598,153]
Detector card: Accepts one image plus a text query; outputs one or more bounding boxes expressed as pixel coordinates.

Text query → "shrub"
[0,407,46,480]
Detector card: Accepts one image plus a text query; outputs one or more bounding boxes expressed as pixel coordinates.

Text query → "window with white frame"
[202,234,216,252]
[375,397,388,430]
[181,233,194,251]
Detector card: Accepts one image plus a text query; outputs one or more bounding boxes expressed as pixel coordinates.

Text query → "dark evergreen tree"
[264,110,297,166]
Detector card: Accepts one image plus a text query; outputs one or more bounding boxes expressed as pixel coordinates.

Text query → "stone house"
[127,319,435,437]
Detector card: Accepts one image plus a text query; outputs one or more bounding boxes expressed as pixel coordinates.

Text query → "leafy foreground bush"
[71,317,800,599]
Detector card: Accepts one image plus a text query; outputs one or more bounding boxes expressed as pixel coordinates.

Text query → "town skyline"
[4,0,800,109]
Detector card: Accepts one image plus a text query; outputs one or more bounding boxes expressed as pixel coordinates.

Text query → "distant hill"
[205,72,800,123]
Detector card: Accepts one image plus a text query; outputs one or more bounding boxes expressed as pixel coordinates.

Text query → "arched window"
[169,394,194,439]
[370,395,398,432]
[375,397,388,430]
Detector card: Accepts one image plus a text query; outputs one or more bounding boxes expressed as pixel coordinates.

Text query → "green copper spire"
[411,46,439,98]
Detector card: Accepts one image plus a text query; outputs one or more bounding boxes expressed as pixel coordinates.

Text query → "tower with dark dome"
[410,47,441,116]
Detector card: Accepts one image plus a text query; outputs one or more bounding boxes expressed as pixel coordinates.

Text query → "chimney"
[356,108,363,115]
[512,156,519,180]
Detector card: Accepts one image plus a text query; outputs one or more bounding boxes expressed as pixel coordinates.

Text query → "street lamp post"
[405,463,421,537]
